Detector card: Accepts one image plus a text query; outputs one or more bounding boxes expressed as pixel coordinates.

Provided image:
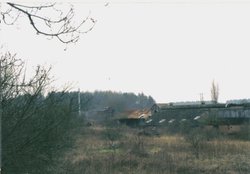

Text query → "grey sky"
[1,1,250,103]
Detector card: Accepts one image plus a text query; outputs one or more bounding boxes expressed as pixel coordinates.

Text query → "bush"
[238,122,250,140]
[1,53,80,173]
[103,128,123,150]
[184,128,206,158]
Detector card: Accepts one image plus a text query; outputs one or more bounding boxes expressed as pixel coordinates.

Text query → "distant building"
[154,102,250,125]
[158,101,213,107]
[117,105,158,127]
[226,99,250,104]
[84,106,114,122]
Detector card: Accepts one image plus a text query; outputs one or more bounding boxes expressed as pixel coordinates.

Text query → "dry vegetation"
[53,124,250,174]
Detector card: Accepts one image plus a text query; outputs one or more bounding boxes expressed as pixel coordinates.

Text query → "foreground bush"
[1,52,81,173]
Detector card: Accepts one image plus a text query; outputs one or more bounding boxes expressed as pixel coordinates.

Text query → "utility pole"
[78,88,81,117]
[199,93,205,104]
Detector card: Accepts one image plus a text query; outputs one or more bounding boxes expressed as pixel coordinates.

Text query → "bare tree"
[0,52,77,173]
[0,2,96,44]
[211,80,219,104]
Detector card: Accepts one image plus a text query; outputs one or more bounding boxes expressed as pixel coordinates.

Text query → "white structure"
[168,119,175,124]
[180,118,187,122]
[159,119,166,124]
[194,116,201,120]
[146,119,152,123]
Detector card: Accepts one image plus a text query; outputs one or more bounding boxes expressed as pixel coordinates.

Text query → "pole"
[78,88,81,117]
[200,93,204,104]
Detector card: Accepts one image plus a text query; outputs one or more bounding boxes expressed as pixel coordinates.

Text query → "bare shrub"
[185,128,206,158]
[1,52,78,173]
[103,128,122,150]
[239,122,250,140]
[130,134,148,157]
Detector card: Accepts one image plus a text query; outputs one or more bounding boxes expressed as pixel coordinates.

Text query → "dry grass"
[55,125,250,174]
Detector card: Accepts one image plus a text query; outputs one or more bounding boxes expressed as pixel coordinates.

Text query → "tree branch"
[3,2,96,44]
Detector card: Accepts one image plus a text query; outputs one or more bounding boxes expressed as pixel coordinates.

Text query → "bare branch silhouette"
[1,2,96,44]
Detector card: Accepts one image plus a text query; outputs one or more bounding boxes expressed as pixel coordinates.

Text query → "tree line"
[65,90,155,113]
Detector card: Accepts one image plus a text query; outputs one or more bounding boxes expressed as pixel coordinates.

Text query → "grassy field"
[54,124,250,174]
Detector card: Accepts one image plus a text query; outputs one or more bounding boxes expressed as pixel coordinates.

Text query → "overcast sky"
[1,1,250,103]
